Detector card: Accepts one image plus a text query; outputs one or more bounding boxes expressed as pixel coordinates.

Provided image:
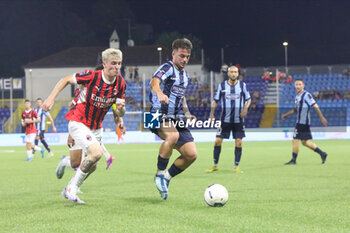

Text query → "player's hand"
[116,101,125,111]
[157,93,169,104]
[240,108,248,118]
[209,113,215,121]
[52,126,57,133]
[186,114,196,121]
[119,123,126,135]
[281,114,287,120]
[321,117,328,126]
[42,98,55,112]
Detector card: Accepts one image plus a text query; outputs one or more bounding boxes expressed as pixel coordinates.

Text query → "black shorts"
[36,130,45,139]
[293,123,312,140]
[150,123,194,147]
[216,122,245,139]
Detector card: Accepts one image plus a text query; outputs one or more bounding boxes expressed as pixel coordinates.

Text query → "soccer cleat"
[285,159,296,165]
[205,166,218,173]
[233,167,243,173]
[321,152,328,164]
[154,174,170,200]
[106,156,115,170]
[56,156,67,179]
[25,158,32,162]
[63,186,85,204]
[48,151,54,158]
[40,148,45,158]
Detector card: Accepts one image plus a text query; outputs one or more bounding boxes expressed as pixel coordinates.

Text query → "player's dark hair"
[172,38,193,51]
[36,98,42,101]
[24,99,30,103]
[295,79,304,83]
[95,64,104,71]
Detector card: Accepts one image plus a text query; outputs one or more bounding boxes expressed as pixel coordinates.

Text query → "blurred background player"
[33,98,57,158]
[282,79,328,165]
[43,48,126,203]
[206,66,251,173]
[21,99,45,161]
[150,38,198,200]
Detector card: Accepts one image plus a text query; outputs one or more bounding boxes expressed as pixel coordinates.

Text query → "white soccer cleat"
[48,151,54,158]
[56,156,67,179]
[64,185,85,204]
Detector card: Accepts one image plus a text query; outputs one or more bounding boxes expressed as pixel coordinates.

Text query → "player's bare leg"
[285,139,299,165]
[154,123,179,200]
[206,137,223,173]
[65,142,103,203]
[233,138,243,173]
[301,140,328,163]
[101,143,115,170]
[26,142,42,161]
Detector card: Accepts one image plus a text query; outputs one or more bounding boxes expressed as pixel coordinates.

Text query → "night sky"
[1,0,350,76]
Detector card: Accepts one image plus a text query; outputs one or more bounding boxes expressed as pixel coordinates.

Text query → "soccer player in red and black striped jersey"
[21,99,45,161]
[43,48,126,203]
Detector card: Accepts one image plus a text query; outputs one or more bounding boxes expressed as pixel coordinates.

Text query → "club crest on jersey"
[113,87,118,95]
[86,135,92,141]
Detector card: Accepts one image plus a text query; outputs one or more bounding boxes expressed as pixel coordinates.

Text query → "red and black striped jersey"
[21,109,38,135]
[65,70,126,130]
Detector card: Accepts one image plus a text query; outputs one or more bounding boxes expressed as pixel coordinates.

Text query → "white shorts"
[68,121,102,152]
[25,133,36,143]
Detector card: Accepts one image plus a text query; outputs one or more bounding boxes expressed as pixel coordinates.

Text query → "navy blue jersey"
[150,61,190,118]
[295,90,316,125]
[33,107,50,132]
[214,80,250,123]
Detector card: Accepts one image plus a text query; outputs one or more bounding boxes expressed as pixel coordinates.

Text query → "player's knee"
[70,160,80,169]
[236,139,242,147]
[214,138,222,146]
[166,132,179,145]
[301,140,308,146]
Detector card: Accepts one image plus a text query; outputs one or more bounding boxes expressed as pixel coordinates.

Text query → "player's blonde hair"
[102,48,123,61]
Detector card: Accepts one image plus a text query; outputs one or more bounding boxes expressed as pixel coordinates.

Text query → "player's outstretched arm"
[150,78,168,104]
[240,99,251,118]
[209,100,218,120]
[281,108,296,120]
[43,75,75,112]
[47,114,57,132]
[313,104,328,126]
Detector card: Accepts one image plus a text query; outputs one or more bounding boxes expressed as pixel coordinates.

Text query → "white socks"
[27,150,33,159]
[69,168,88,188]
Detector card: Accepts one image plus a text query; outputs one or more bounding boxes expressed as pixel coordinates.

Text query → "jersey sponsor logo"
[225,94,240,100]
[91,93,114,108]
[169,76,177,80]
[171,85,186,97]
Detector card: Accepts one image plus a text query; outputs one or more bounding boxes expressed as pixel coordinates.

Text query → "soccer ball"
[204,184,228,207]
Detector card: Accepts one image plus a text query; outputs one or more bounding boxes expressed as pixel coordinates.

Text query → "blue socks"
[168,164,183,178]
[157,155,169,170]
[213,146,221,164]
[235,147,242,166]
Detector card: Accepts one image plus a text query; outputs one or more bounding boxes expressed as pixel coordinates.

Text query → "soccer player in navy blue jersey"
[282,79,328,165]
[33,98,57,158]
[206,66,251,173]
[149,38,197,200]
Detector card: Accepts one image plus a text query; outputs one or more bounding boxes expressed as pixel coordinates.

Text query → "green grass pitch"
[1,140,349,232]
